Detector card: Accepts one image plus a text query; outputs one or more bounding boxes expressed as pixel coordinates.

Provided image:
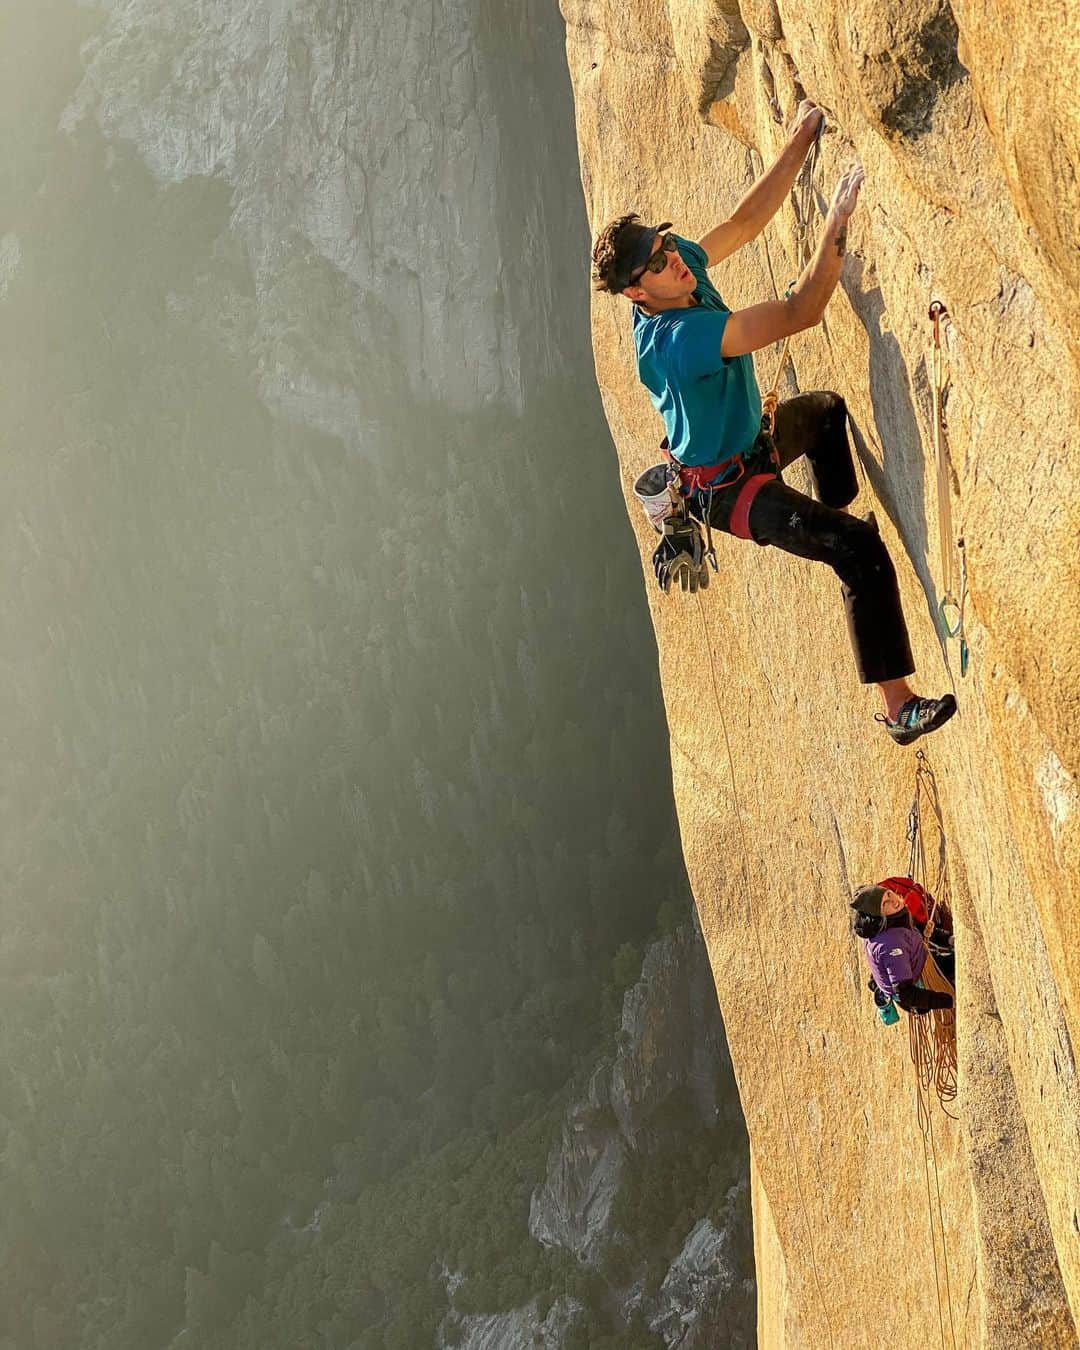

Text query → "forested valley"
[1,3,752,1346]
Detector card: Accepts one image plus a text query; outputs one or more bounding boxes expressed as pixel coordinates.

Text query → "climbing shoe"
[876,694,957,746]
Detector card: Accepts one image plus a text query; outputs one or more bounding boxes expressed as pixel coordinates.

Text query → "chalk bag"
[634,463,676,534]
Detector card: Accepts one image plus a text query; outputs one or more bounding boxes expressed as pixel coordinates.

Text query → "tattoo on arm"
[834,225,848,258]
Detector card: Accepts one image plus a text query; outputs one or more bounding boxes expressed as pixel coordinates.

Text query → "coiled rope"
[904,750,959,1350]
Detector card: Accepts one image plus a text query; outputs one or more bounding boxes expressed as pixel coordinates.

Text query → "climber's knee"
[809,398,858,510]
[833,514,893,589]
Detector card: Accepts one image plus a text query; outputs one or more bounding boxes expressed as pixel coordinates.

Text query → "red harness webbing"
[660,433,779,543]
[729,473,775,541]
[659,438,746,492]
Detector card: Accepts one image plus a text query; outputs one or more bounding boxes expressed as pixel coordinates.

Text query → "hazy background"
[0,3,751,1346]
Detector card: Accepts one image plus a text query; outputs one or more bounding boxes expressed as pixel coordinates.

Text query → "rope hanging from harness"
[904,757,960,1350]
[929,303,970,677]
[905,749,958,1116]
[760,335,790,440]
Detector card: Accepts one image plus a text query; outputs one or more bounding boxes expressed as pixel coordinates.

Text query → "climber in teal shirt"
[633,235,761,467]
[591,101,957,746]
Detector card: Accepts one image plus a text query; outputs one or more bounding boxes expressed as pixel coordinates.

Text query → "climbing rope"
[913,1062,958,1350]
[929,303,969,676]
[904,749,959,1350]
[694,593,838,1350]
[909,954,958,1116]
[905,749,958,1113]
[760,300,793,437]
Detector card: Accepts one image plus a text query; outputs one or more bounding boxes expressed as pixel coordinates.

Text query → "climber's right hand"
[791,99,824,143]
[829,161,865,222]
[894,981,953,1015]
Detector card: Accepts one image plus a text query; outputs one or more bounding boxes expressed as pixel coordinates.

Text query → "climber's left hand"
[791,99,824,143]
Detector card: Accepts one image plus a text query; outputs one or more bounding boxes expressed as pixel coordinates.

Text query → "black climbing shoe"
[876,694,957,746]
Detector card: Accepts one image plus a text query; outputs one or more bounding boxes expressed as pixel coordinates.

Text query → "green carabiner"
[938,594,962,641]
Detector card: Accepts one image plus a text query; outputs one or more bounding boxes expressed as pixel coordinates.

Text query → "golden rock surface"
[561,0,1080,1342]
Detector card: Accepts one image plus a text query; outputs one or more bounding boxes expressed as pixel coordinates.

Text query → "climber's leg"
[742,481,956,739]
[695,470,954,738]
[745,479,913,682]
[772,391,858,509]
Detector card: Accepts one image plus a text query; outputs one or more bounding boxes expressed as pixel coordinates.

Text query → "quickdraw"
[929,302,969,677]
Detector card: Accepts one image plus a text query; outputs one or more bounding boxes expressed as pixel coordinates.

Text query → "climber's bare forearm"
[786,209,849,327]
[719,211,850,357]
[698,113,820,266]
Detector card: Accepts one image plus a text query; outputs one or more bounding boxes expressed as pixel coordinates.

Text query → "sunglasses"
[629,233,678,284]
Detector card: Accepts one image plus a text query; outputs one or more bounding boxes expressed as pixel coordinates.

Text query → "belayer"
[850,881,954,1017]
[591,102,957,745]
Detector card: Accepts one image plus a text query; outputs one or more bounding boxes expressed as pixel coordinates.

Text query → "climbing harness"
[929,303,970,676]
[659,434,780,550]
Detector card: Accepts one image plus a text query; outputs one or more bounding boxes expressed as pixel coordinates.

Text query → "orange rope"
[903,750,959,1350]
[760,341,790,437]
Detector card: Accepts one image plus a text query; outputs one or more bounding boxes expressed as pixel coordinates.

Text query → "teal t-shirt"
[632,236,761,467]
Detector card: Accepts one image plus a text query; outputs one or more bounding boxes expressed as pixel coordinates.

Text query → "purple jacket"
[865,925,927,996]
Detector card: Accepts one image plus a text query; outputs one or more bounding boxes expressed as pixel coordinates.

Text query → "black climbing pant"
[691,391,916,686]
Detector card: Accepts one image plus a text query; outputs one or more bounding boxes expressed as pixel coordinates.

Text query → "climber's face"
[624,236,697,310]
[880,888,906,917]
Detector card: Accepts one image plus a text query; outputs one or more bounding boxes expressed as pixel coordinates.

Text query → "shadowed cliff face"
[60,0,591,420]
[560,0,1080,1344]
[446,925,755,1348]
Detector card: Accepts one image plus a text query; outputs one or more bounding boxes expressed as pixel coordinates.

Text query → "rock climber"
[874,874,955,983]
[850,882,954,1016]
[590,101,957,745]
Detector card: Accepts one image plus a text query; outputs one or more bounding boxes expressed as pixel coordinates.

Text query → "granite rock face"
[440,1297,584,1350]
[611,918,732,1148]
[648,1204,754,1349]
[63,0,587,432]
[528,1062,627,1263]
[529,925,739,1260]
[527,925,754,1345]
[560,0,1080,1344]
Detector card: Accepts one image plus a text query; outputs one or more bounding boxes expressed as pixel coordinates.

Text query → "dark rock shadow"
[839,258,952,675]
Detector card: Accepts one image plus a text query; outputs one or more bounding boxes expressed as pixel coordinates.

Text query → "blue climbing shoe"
[877,694,957,746]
